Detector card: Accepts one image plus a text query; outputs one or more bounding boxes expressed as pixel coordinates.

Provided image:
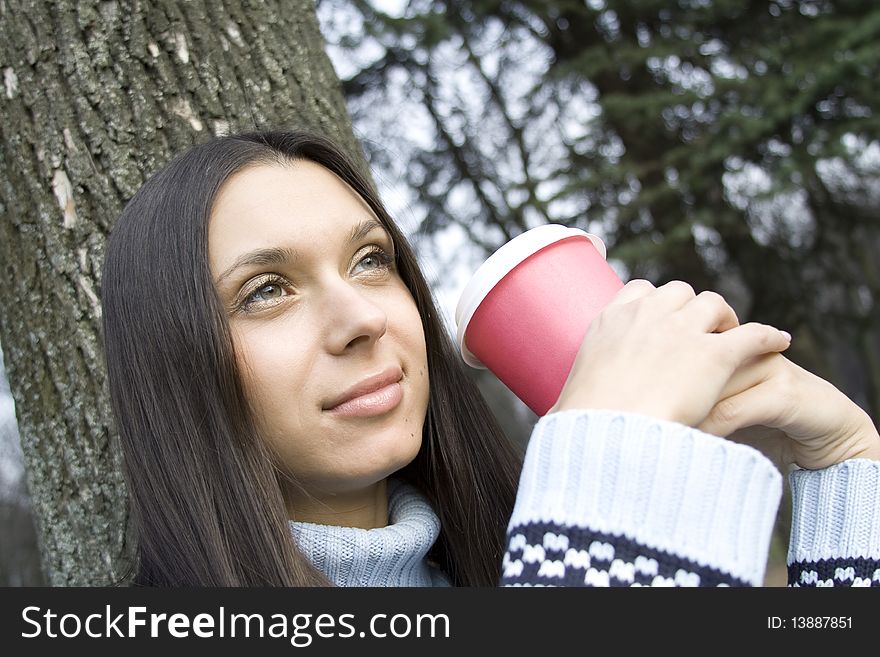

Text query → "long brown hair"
[101,130,523,586]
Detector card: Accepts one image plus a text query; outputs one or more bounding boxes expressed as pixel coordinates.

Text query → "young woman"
[101,130,880,587]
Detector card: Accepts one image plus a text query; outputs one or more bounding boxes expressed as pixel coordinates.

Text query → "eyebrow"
[215,218,390,286]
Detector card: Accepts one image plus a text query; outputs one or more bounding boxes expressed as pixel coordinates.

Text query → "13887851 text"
[767,616,852,630]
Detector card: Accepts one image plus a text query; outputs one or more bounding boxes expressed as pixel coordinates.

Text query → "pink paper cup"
[455,224,624,417]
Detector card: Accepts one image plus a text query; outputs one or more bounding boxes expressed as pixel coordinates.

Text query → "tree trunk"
[0,0,363,585]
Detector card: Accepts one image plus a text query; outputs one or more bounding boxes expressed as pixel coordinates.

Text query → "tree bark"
[0,0,363,585]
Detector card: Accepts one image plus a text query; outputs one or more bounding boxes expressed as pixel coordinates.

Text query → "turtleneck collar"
[289,479,452,587]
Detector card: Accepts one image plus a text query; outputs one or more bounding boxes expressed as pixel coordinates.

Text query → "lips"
[323,366,404,411]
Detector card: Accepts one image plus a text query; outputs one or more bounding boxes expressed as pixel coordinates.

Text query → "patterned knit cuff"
[787,459,880,586]
[508,409,782,586]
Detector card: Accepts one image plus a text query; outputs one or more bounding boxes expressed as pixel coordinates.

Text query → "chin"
[335,440,423,493]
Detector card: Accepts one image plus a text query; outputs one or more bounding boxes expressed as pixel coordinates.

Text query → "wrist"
[850,409,880,462]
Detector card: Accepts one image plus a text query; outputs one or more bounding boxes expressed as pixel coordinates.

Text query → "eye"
[353,246,395,275]
[237,275,288,313]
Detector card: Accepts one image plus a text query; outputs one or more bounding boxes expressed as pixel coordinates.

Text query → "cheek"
[230,327,307,427]
[392,292,426,356]
[231,334,316,475]
[398,299,430,400]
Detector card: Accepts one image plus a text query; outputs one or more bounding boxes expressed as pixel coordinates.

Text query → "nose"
[322,279,388,354]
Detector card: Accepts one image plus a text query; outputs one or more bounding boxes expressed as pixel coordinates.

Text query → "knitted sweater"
[504,409,880,587]
[290,479,452,587]
[293,408,880,587]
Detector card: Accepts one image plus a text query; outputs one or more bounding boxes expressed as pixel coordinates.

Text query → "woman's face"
[208,160,429,509]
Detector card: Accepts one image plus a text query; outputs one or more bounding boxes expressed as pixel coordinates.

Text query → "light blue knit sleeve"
[786,459,880,586]
[501,409,783,586]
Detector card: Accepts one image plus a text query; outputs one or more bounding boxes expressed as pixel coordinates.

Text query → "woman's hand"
[548,279,792,428]
[698,352,880,470]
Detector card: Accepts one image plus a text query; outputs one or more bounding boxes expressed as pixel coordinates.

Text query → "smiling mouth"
[323,366,404,411]
[323,380,404,418]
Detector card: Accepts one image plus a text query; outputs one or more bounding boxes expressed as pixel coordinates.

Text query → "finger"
[681,290,740,334]
[715,352,780,401]
[715,322,791,368]
[648,280,697,311]
[718,352,784,399]
[697,381,790,439]
[607,278,656,306]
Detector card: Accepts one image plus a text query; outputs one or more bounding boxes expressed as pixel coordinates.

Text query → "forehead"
[208,160,379,258]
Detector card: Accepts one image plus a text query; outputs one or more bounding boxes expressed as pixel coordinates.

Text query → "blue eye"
[355,247,395,274]
[251,282,283,302]
[238,276,288,312]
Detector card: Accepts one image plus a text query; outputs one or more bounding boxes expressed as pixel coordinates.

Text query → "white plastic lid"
[454,224,607,368]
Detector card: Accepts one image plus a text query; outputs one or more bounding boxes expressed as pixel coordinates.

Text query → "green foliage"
[320,0,880,421]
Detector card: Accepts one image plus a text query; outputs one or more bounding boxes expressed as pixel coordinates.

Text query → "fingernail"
[779,330,792,342]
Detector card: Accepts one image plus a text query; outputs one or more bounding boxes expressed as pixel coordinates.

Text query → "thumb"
[715,322,791,367]
[698,380,789,438]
